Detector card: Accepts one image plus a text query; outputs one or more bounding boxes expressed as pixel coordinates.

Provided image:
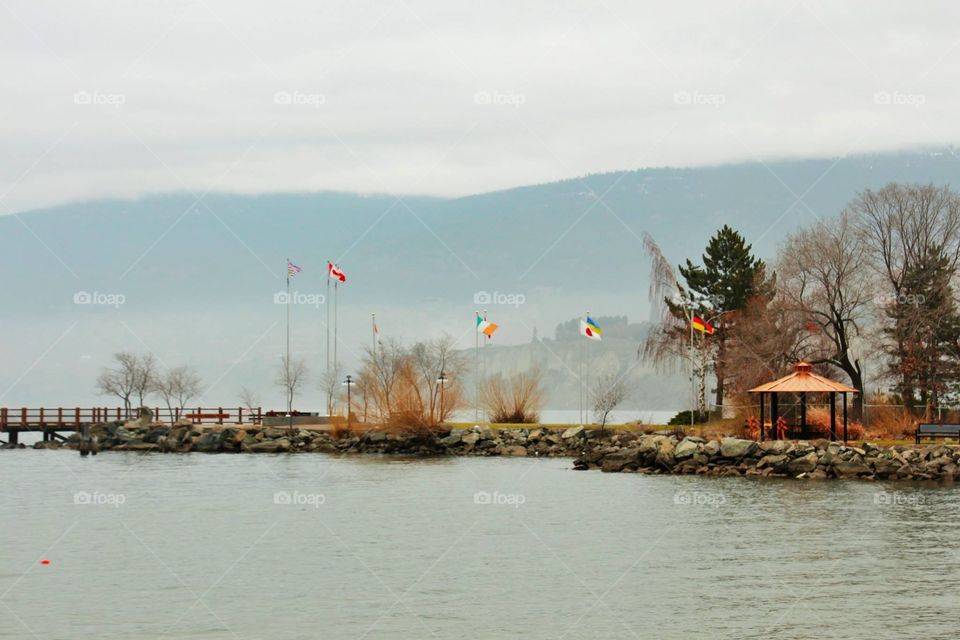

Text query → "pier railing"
[0,406,263,431]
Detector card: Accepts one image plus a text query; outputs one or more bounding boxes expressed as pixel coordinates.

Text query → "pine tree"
[885,247,960,418]
[671,225,774,409]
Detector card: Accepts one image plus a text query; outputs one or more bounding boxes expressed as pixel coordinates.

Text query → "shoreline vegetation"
[10,418,960,482]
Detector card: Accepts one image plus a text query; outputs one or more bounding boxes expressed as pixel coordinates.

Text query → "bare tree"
[238,386,260,412]
[778,211,873,417]
[133,353,158,409]
[362,337,406,422]
[854,183,960,290]
[640,232,711,416]
[357,336,467,428]
[320,361,343,417]
[592,372,629,431]
[153,366,203,424]
[721,291,806,401]
[95,352,139,416]
[853,182,960,409]
[409,335,467,425]
[276,355,309,413]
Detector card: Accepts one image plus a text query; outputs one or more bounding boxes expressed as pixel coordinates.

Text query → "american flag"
[287,260,302,278]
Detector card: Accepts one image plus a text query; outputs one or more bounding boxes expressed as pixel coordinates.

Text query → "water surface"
[1,451,958,639]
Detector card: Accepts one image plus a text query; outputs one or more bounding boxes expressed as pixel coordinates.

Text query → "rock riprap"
[16,422,960,481]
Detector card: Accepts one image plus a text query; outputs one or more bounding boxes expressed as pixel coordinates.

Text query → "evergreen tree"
[885,247,960,417]
[669,225,774,408]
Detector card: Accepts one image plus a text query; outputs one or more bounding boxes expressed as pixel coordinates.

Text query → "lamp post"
[437,370,448,425]
[343,374,354,428]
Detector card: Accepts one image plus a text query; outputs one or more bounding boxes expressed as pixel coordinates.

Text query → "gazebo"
[748,361,859,442]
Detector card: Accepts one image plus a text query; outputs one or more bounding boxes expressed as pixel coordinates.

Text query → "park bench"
[915,423,960,444]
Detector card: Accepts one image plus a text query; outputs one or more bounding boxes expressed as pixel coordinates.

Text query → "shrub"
[805,407,865,440]
[480,369,544,423]
[668,410,711,426]
[863,404,915,440]
[359,336,467,430]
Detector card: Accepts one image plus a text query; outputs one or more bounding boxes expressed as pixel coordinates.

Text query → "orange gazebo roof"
[748,361,859,394]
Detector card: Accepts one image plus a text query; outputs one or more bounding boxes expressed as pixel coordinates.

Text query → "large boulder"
[786,451,819,475]
[365,431,388,444]
[757,454,789,471]
[112,427,137,443]
[601,449,640,472]
[638,435,665,454]
[655,439,676,469]
[129,407,154,428]
[561,426,585,440]
[193,430,229,453]
[758,440,788,454]
[719,437,757,459]
[498,445,527,457]
[143,426,170,443]
[439,432,462,447]
[833,460,872,478]
[872,458,902,478]
[244,440,284,453]
[674,438,701,460]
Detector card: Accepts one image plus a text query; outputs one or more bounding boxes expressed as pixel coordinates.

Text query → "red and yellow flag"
[692,316,715,334]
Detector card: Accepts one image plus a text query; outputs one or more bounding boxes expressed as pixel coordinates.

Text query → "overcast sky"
[2,0,960,213]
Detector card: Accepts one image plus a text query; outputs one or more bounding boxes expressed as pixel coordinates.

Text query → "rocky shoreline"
[11,421,960,481]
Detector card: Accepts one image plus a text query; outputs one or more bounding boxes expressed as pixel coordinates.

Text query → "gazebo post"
[771,392,779,440]
[829,392,836,441]
[800,392,807,439]
[759,392,765,441]
[842,392,848,444]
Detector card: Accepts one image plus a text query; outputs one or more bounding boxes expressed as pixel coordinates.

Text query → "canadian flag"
[328,262,346,283]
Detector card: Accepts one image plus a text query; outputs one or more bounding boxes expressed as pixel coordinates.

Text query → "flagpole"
[689,305,695,431]
[585,310,590,426]
[371,313,377,356]
[578,336,583,426]
[474,310,480,423]
[334,279,339,383]
[326,260,331,398]
[483,309,489,426]
[286,258,291,413]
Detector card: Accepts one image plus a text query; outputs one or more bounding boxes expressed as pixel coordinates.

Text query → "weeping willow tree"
[639,232,712,418]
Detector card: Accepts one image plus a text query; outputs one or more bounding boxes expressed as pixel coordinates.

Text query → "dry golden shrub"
[480,369,544,424]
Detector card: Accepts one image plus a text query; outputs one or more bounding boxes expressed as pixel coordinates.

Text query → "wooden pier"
[0,406,263,444]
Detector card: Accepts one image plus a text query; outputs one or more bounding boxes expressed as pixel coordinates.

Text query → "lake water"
[2,451,958,639]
